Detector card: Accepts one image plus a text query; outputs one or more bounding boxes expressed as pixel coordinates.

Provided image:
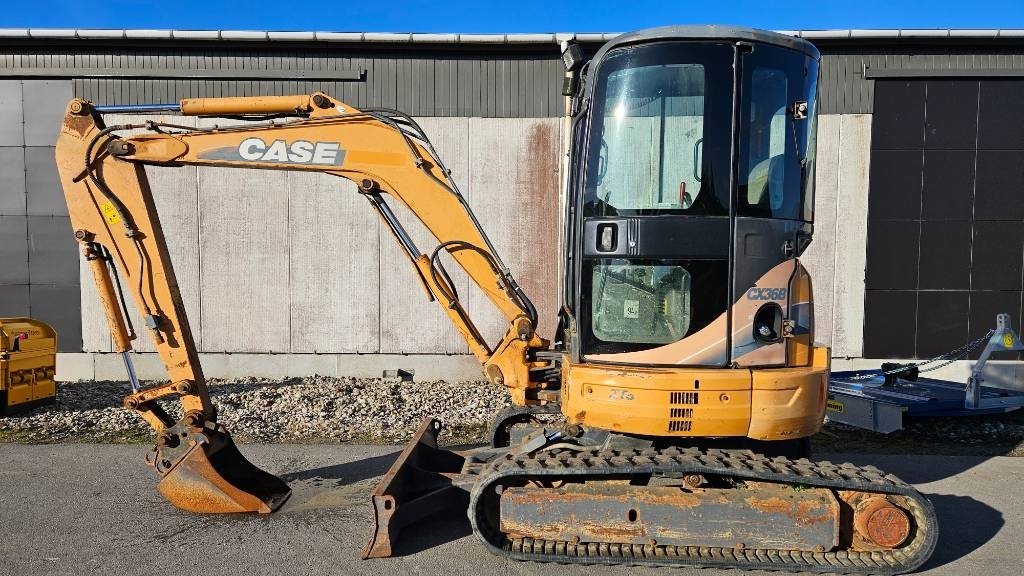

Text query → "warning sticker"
[826,399,844,413]
[100,201,121,225]
[1003,333,1016,349]
[623,300,639,319]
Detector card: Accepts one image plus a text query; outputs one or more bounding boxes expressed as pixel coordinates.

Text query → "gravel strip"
[2,376,1024,454]
[0,376,512,444]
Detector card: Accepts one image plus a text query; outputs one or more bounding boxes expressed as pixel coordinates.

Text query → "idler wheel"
[854,497,911,548]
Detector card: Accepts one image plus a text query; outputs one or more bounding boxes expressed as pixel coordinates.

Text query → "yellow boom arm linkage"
[55,92,549,513]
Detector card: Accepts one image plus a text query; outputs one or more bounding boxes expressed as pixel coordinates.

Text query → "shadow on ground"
[917,493,1003,572]
[830,453,991,485]
[281,452,398,486]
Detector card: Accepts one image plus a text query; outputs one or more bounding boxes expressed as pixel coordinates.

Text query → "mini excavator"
[56,26,937,574]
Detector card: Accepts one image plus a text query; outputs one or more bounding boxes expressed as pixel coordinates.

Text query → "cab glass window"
[583,43,734,217]
[738,47,818,221]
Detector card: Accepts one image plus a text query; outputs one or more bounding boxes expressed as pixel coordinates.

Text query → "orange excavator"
[56,26,936,573]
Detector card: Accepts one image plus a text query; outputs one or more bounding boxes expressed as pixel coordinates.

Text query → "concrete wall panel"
[79,258,112,352]
[0,147,26,215]
[0,81,23,147]
[467,117,562,346]
[198,162,291,352]
[27,216,77,285]
[802,114,841,348]
[0,215,28,285]
[0,285,29,317]
[30,283,81,352]
[832,114,873,357]
[197,119,290,352]
[22,81,72,147]
[25,147,65,216]
[378,117,471,354]
[288,172,380,353]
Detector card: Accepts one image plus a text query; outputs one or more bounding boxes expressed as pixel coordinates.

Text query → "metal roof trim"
[171,30,222,40]
[456,34,508,43]
[948,29,999,38]
[267,31,317,41]
[0,28,1018,44]
[219,30,270,40]
[800,29,851,39]
[314,32,364,41]
[848,29,900,38]
[410,33,457,43]
[124,29,173,39]
[26,29,77,38]
[899,29,951,38]
[75,29,127,39]
[506,34,557,43]
[362,32,412,41]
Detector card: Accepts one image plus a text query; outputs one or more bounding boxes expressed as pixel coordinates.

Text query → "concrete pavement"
[0,444,1021,576]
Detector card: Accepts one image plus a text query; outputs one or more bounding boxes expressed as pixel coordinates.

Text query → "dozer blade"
[148,421,291,514]
[363,418,469,559]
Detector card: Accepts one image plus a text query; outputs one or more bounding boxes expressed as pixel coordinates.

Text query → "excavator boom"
[56,92,548,514]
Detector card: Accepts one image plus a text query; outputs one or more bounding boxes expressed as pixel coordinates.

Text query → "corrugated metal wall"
[818,47,1024,114]
[0,43,566,117]
[5,41,1024,116]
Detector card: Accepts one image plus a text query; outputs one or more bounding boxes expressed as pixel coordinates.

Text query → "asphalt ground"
[0,444,1021,576]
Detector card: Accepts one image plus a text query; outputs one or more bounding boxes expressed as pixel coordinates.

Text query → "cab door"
[573,41,737,367]
[731,44,819,366]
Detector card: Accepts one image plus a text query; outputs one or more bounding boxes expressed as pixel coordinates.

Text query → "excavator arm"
[55,92,549,514]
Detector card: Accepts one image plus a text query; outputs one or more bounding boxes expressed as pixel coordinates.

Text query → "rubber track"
[466,447,938,574]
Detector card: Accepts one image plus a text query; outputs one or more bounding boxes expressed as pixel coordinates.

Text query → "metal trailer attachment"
[363,418,470,558]
[0,318,57,416]
[828,314,1024,433]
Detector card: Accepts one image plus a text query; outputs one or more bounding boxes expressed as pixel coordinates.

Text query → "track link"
[466,447,937,574]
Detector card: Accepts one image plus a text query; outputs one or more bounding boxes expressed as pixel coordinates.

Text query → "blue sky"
[6,0,1024,32]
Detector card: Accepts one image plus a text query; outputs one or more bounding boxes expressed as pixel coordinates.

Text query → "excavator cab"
[566,27,819,370]
[554,27,827,445]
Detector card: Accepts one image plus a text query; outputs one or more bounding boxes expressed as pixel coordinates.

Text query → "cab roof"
[592,25,821,62]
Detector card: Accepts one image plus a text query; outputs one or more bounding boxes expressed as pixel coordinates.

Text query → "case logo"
[238,138,342,165]
[198,138,346,165]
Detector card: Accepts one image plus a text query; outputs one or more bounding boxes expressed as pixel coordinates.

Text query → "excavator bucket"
[152,423,291,514]
[363,418,469,558]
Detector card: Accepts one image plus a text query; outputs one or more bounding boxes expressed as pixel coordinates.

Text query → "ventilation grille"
[670,408,694,419]
[668,392,698,433]
[668,419,693,432]
[670,391,699,405]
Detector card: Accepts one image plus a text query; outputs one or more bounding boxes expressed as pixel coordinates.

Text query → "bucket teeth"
[149,421,291,514]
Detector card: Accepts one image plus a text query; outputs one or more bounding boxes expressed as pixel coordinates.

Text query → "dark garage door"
[864,79,1024,359]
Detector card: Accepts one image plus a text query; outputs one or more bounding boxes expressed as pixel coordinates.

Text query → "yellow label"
[1003,333,1015,348]
[826,399,844,413]
[100,201,121,225]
